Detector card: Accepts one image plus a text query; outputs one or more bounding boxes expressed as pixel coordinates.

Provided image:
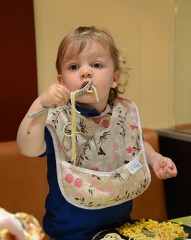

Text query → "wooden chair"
[0,141,49,240]
[0,128,167,240]
[131,128,168,220]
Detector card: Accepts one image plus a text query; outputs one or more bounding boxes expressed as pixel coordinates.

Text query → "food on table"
[0,208,44,240]
[100,232,125,239]
[116,218,189,239]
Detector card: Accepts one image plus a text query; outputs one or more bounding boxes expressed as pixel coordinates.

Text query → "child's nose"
[80,68,93,79]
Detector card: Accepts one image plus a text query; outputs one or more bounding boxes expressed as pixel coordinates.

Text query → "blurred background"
[0,0,190,139]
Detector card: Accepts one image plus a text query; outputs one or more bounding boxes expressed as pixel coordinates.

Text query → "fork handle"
[27,104,56,119]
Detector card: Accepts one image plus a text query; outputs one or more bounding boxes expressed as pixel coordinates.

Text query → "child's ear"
[111,71,120,88]
[57,74,63,84]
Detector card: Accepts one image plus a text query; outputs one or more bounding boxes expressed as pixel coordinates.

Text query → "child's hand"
[38,83,70,108]
[152,156,178,179]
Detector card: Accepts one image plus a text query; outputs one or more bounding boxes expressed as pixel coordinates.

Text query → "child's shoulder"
[115,97,136,107]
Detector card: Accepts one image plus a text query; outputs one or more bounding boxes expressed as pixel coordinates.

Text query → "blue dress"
[42,102,143,239]
[42,128,132,240]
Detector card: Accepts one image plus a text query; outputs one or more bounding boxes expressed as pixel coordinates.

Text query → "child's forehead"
[63,40,108,61]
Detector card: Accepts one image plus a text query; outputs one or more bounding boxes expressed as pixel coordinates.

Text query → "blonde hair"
[56,26,129,103]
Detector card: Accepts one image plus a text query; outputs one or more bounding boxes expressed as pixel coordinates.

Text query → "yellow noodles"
[91,85,99,102]
[64,84,99,165]
[116,219,189,240]
[100,233,125,240]
[70,91,78,164]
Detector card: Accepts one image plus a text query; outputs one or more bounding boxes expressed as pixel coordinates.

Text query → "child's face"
[57,41,120,112]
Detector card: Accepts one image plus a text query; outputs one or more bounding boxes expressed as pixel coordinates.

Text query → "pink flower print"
[113,142,119,150]
[91,167,100,171]
[126,98,132,104]
[118,97,123,102]
[114,152,121,162]
[65,174,74,184]
[126,146,133,154]
[130,125,138,130]
[102,119,110,128]
[134,116,138,122]
[91,175,99,184]
[96,189,105,197]
[137,147,141,152]
[96,187,115,197]
[76,191,84,199]
[93,118,101,124]
[62,143,71,153]
[74,178,83,188]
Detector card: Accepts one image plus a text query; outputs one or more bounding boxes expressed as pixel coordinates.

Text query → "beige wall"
[33,0,175,129]
[174,0,191,126]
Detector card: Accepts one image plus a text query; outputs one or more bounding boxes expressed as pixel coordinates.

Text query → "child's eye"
[69,64,79,70]
[92,62,103,68]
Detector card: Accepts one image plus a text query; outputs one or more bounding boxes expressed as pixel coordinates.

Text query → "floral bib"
[46,97,151,209]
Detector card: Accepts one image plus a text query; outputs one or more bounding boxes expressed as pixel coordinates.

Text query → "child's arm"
[144,141,178,179]
[17,83,70,157]
[16,97,49,157]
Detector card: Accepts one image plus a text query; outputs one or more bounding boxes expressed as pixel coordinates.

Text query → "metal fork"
[28,79,92,119]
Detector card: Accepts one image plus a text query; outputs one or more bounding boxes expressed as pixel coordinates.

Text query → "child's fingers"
[163,167,178,178]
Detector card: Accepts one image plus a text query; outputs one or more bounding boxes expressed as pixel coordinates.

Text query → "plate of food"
[92,229,128,240]
[0,207,44,240]
[92,218,191,240]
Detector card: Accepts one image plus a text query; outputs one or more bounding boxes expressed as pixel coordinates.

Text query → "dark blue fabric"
[76,103,100,117]
[42,126,133,240]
